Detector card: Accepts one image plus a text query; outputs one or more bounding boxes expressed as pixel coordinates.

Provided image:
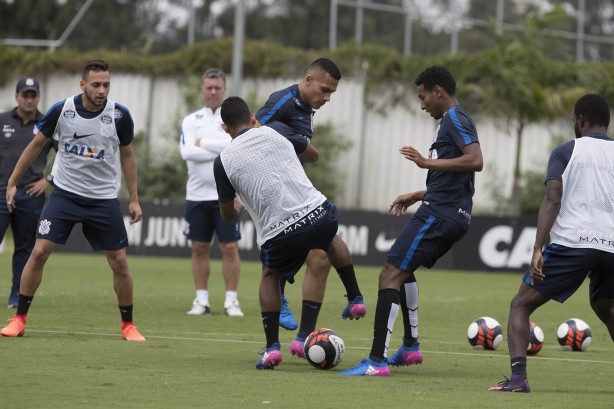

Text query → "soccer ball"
[557,318,592,351]
[303,328,345,370]
[467,317,503,350]
[527,321,544,355]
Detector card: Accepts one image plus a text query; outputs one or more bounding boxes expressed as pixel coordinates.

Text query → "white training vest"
[220,126,326,246]
[550,137,614,253]
[50,96,121,199]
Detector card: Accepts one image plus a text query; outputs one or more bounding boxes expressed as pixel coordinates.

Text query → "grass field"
[1,250,613,409]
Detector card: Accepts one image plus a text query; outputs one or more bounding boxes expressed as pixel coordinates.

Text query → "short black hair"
[308,58,342,80]
[221,96,251,127]
[415,65,456,96]
[574,93,610,129]
[82,60,109,80]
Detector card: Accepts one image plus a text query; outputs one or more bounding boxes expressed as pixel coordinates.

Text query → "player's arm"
[116,104,142,225]
[265,121,318,163]
[213,156,238,221]
[119,144,142,225]
[179,116,227,162]
[400,142,483,172]
[388,190,426,216]
[6,132,49,212]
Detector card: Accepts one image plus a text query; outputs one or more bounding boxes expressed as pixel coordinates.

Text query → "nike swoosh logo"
[374,232,397,252]
[73,132,94,139]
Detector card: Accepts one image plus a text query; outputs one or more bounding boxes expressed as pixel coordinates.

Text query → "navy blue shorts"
[386,210,467,273]
[184,200,241,243]
[260,201,337,283]
[36,187,128,251]
[523,244,614,303]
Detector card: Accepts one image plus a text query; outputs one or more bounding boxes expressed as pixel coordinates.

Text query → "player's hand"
[128,201,143,225]
[6,185,16,213]
[233,198,243,213]
[529,248,545,285]
[388,193,419,216]
[400,146,428,168]
[25,178,51,197]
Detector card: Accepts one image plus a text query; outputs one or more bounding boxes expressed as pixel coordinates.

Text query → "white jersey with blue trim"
[219,126,326,246]
[550,136,614,253]
[50,96,121,199]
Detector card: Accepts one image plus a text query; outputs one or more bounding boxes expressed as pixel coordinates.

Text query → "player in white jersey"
[1,60,146,342]
[213,96,359,370]
[180,68,243,317]
[490,94,614,393]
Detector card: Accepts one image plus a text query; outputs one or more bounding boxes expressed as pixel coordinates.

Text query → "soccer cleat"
[289,337,306,358]
[256,343,282,370]
[0,315,26,337]
[489,376,531,393]
[186,298,211,315]
[121,322,146,342]
[341,295,366,320]
[7,291,18,309]
[279,295,298,330]
[339,358,390,376]
[224,299,244,317]
[387,340,423,366]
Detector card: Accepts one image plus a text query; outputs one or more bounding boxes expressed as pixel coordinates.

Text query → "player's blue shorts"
[524,244,614,303]
[35,187,128,251]
[387,209,468,273]
[183,200,241,243]
[260,201,337,283]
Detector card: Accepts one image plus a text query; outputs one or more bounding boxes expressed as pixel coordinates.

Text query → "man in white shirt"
[180,68,243,317]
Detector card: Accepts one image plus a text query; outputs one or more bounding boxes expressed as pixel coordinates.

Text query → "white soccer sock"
[225,291,238,303]
[196,289,209,305]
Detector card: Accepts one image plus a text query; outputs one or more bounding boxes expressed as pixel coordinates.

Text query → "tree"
[462,7,585,215]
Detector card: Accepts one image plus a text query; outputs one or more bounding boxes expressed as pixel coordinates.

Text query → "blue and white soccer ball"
[467,317,503,350]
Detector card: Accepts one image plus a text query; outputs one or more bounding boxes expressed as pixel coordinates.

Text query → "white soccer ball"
[557,318,592,351]
[467,316,503,350]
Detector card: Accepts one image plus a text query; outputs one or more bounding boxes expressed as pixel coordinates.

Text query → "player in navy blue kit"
[1,60,145,342]
[256,58,366,354]
[0,77,57,308]
[490,94,614,393]
[341,65,483,376]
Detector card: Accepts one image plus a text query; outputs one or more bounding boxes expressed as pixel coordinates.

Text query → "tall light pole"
[231,0,245,97]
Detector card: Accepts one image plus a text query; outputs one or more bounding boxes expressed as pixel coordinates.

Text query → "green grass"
[0,251,613,408]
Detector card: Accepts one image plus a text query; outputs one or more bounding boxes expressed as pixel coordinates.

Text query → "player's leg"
[388,274,423,366]
[588,254,614,342]
[184,201,214,315]
[0,238,55,337]
[8,189,44,307]
[106,248,144,342]
[325,235,366,319]
[491,245,591,392]
[0,201,12,306]
[214,204,243,317]
[340,262,408,376]
[256,266,283,369]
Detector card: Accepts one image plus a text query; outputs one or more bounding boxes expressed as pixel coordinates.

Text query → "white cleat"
[186,299,211,315]
[224,299,244,317]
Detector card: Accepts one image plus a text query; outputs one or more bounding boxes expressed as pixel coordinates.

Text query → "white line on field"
[27,329,614,365]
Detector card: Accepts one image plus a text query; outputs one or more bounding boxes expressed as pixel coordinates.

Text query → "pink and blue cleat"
[339,358,390,376]
[289,337,306,358]
[341,296,366,320]
[256,343,283,370]
[387,340,423,366]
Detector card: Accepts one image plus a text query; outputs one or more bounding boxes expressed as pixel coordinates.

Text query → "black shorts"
[183,200,241,243]
[36,187,128,251]
[386,209,467,273]
[523,244,614,303]
[260,201,337,283]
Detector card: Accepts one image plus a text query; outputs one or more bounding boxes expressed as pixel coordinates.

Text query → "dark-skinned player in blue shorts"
[340,65,483,376]
[490,94,614,393]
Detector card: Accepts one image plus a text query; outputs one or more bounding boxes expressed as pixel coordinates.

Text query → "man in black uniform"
[0,77,56,308]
